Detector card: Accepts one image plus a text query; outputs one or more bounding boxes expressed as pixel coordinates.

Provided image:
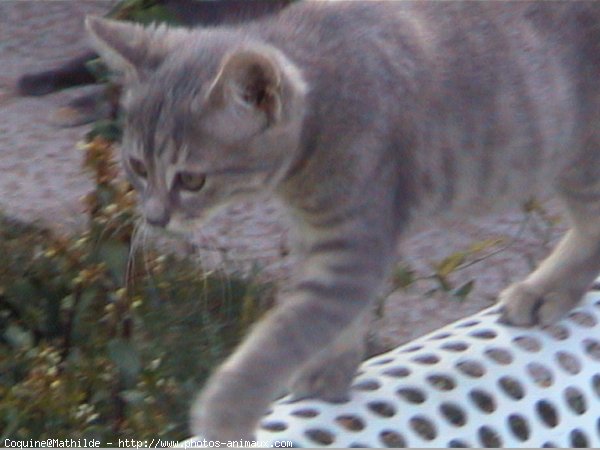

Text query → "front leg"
[501,194,600,326]
[289,309,371,402]
[191,227,391,440]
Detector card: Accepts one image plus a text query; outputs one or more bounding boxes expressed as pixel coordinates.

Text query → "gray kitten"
[86,1,600,441]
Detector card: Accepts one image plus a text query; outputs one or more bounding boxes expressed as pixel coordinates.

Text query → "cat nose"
[143,197,170,228]
[146,214,170,228]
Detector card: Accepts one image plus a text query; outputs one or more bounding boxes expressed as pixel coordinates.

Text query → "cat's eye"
[175,171,206,191]
[129,158,148,179]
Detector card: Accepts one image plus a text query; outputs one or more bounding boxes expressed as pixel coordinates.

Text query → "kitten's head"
[86,16,306,230]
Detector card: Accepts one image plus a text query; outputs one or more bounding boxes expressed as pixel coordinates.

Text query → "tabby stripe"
[284,132,319,180]
[307,213,353,229]
[296,280,367,303]
[558,183,600,203]
[325,260,369,277]
[308,238,359,255]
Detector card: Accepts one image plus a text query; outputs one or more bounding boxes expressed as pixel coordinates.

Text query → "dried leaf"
[468,238,504,254]
[392,265,415,289]
[435,252,465,278]
[453,280,475,301]
[434,274,453,292]
[522,197,544,214]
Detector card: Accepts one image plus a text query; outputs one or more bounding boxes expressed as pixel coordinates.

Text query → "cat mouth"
[142,218,196,241]
[163,215,206,234]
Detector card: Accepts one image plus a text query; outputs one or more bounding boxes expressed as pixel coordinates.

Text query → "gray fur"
[86,1,600,440]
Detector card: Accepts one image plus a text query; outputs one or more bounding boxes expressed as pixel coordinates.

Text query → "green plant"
[0,136,273,442]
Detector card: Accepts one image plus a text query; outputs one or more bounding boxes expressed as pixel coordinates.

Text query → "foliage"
[0,135,273,442]
[389,199,562,301]
[107,0,181,25]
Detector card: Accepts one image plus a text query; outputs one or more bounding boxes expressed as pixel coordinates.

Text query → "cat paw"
[191,398,256,441]
[290,351,360,403]
[190,372,259,441]
[498,282,582,327]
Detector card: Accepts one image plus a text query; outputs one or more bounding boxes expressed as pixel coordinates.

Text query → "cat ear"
[207,49,285,124]
[85,16,173,81]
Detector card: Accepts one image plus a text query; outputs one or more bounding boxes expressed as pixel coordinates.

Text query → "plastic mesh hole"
[439,402,467,427]
[484,347,513,365]
[583,338,600,361]
[513,335,542,352]
[565,386,587,415]
[570,429,589,448]
[593,374,600,397]
[305,428,334,446]
[448,439,471,448]
[430,332,452,340]
[456,359,486,378]
[469,389,496,413]
[569,310,597,327]
[335,414,365,431]
[526,362,554,387]
[426,374,456,391]
[411,353,440,365]
[291,408,319,418]
[409,415,437,441]
[402,344,424,353]
[498,375,525,400]
[261,421,288,432]
[478,425,502,447]
[456,319,480,328]
[353,379,381,391]
[536,400,559,428]
[544,324,570,341]
[382,366,411,378]
[367,401,396,418]
[397,387,427,404]
[555,351,581,375]
[508,414,530,441]
[370,357,394,366]
[348,443,368,448]
[441,341,469,352]
[469,329,497,340]
[542,442,558,448]
[379,430,406,448]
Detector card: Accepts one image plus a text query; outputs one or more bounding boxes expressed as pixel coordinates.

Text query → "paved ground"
[0,1,565,348]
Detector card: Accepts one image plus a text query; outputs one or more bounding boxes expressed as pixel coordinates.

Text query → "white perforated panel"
[183,284,600,448]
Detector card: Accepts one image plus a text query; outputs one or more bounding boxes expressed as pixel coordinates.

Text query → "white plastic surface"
[186,284,600,448]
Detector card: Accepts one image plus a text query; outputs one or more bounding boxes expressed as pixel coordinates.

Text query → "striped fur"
[87,1,600,440]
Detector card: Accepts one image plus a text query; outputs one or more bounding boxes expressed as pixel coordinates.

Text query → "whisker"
[141,224,156,285]
[125,218,144,293]
[193,227,236,320]
[91,211,135,253]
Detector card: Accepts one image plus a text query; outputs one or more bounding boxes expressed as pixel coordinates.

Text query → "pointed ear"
[85,16,174,81]
[207,49,285,124]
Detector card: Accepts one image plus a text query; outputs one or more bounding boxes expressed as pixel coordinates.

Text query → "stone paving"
[0,1,565,348]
